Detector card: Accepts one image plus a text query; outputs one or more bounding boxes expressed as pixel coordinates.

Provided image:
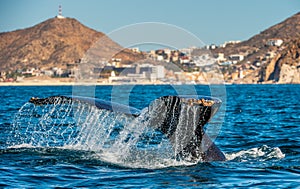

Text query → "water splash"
[7,100,177,168]
[225,145,285,162]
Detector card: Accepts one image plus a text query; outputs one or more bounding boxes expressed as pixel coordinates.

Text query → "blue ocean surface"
[0,84,299,188]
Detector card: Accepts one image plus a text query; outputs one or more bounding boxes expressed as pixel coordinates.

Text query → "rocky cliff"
[267,39,300,83]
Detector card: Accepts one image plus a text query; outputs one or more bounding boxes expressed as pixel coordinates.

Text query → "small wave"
[225,145,285,162]
[94,151,197,169]
[2,144,194,169]
[7,143,36,149]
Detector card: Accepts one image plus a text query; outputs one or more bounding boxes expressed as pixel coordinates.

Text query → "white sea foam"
[225,145,285,162]
[7,143,36,149]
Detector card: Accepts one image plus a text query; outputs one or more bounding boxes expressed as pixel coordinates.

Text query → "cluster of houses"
[153,38,284,82]
[148,49,187,63]
[0,38,285,84]
[205,38,284,80]
[147,47,216,70]
[0,66,74,82]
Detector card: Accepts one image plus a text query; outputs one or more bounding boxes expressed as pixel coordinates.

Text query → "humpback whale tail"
[146,96,225,161]
[29,95,225,162]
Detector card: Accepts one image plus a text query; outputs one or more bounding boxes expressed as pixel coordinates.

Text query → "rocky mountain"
[213,12,300,83]
[0,17,144,71]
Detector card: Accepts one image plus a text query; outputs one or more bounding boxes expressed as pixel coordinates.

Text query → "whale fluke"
[29,96,141,117]
[146,96,225,161]
[29,95,225,162]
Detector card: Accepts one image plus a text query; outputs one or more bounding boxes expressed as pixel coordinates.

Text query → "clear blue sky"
[0,0,299,47]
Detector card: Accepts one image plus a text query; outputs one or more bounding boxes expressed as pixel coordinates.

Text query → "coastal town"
[0,10,299,85]
[0,38,288,85]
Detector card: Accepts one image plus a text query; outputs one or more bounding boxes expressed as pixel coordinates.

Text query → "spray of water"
[7,100,183,168]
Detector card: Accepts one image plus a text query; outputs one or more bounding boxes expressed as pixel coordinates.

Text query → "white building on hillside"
[266,38,283,47]
[229,54,244,64]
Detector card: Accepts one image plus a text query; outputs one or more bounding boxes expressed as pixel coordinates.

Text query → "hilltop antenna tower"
[57,5,65,19]
[59,5,62,16]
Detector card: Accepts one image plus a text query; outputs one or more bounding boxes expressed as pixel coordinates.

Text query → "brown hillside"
[241,12,300,49]
[213,12,300,56]
[212,12,300,83]
[0,17,144,71]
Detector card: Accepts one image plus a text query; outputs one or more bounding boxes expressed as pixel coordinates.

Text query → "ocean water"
[0,84,299,188]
